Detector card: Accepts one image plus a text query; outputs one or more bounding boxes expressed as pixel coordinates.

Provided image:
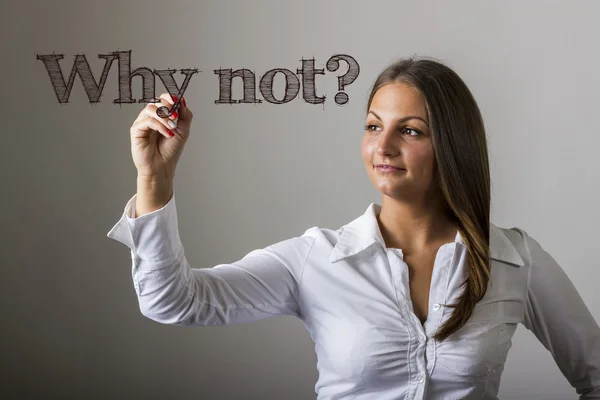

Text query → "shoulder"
[261,225,343,263]
[491,222,529,244]
[489,223,531,267]
[301,225,345,244]
[490,223,557,271]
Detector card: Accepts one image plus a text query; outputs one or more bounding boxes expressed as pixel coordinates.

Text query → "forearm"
[135,175,174,217]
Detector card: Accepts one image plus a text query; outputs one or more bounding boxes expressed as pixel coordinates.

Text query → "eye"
[364,124,380,132]
[401,127,421,136]
[364,124,422,136]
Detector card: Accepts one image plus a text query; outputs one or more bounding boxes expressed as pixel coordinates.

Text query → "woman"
[107,56,600,399]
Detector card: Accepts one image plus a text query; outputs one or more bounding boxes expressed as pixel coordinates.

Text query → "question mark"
[326,54,360,105]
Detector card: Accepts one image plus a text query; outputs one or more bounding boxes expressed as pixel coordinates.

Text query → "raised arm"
[520,230,600,399]
[109,92,317,326]
[107,192,316,326]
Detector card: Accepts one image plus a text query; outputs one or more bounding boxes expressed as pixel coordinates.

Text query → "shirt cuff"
[106,192,183,269]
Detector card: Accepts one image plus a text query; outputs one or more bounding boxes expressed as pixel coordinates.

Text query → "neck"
[377,193,457,252]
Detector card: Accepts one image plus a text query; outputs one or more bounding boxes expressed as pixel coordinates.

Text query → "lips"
[375,164,405,170]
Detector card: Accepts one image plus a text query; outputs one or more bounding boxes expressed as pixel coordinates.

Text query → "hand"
[129,92,194,180]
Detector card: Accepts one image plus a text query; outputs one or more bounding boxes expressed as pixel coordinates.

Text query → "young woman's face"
[362,82,436,201]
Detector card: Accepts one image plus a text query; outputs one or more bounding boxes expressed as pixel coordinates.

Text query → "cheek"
[410,147,435,174]
[361,138,371,161]
[361,136,377,154]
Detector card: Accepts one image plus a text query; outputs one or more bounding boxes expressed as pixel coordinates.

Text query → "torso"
[401,229,459,325]
[404,249,439,325]
[377,214,459,325]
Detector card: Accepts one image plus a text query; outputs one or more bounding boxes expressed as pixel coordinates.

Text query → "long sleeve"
[106,193,316,326]
[521,230,600,399]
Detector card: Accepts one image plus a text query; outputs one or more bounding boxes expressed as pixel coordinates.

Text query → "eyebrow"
[368,111,429,127]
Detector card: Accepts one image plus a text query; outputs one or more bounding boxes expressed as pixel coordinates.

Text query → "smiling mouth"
[374,165,405,171]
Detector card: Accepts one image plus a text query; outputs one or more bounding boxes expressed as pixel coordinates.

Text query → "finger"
[159,92,180,120]
[142,105,178,132]
[159,92,176,106]
[132,115,174,139]
[159,91,192,122]
[157,92,182,127]
[174,95,192,121]
[142,101,179,131]
[133,97,166,123]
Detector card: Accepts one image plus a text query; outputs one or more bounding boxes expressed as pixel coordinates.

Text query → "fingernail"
[168,119,177,128]
[182,97,187,107]
[170,111,179,120]
[168,130,175,137]
[171,95,178,102]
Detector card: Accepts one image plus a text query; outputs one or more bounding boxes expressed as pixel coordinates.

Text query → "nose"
[376,128,399,157]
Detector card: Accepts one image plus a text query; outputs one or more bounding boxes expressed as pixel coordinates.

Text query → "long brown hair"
[366,56,491,342]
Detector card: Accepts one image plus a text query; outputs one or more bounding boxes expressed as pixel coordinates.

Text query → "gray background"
[1,0,599,398]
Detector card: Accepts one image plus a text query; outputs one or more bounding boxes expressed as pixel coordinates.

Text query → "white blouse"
[107,193,600,399]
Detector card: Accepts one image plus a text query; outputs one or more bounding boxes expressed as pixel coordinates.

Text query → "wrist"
[135,175,174,217]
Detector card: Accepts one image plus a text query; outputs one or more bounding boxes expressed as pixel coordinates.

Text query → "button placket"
[384,248,412,348]
[131,250,141,295]
[387,248,427,392]
[425,244,457,337]
[385,248,409,311]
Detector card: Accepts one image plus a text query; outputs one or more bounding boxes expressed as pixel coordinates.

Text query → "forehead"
[369,82,427,119]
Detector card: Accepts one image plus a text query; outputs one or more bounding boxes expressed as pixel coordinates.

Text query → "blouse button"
[432,303,441,311]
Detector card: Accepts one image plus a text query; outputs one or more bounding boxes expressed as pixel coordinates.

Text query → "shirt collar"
[329,202,525,267]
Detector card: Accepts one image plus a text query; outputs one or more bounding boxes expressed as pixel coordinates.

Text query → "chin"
[374,183,402,196]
